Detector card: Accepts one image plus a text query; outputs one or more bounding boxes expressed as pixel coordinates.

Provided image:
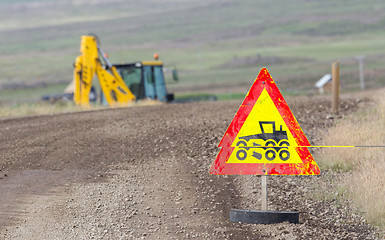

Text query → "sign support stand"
[230,174,299,224]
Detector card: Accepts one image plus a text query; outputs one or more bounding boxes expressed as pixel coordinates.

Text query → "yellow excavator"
[72,34,175,107]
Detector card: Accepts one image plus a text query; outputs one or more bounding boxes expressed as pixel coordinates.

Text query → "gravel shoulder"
[0,93,382,239]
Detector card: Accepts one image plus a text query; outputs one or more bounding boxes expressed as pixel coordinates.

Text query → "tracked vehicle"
[235,121,290,161]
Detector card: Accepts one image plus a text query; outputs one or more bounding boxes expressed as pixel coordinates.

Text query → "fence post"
[332,61,340,114]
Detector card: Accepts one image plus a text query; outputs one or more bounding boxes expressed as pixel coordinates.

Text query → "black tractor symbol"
[235,121,290,161]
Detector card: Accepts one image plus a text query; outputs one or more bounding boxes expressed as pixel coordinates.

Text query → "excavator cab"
[114,61,174,102]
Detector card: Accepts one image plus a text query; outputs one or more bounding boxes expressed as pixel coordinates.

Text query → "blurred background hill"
[1,0,385,104]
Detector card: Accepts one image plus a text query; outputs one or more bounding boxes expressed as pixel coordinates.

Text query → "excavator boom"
[73,35,136,107]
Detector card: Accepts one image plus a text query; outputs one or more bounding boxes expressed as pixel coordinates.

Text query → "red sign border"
[209,68,320,175]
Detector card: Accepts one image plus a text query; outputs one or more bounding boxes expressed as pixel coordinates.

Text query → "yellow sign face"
[226,89,302,164]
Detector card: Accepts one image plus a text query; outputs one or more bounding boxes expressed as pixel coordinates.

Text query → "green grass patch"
[216,93,246,101]
[174,93,218,103]
[0,83,68,103]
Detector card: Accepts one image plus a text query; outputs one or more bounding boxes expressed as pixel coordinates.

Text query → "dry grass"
[0,102,84,119]
[317,89,385,227]
[0,99,166,119]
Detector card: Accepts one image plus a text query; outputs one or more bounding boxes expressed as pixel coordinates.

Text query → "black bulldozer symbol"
[235,121,290,161]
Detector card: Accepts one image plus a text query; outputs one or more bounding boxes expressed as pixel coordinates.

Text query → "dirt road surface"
[0,94,381,239]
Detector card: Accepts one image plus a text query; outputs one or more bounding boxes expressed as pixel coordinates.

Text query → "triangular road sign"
[209,68,320,175]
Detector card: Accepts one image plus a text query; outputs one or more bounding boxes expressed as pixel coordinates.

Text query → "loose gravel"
[0,94,382,239]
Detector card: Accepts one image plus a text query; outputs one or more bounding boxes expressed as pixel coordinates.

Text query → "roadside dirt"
[0,92,382,239]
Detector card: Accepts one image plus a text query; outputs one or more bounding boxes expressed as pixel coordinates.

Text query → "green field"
[1,0,385,104]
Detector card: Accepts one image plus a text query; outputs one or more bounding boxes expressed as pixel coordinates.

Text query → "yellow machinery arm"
[73,35,136,107]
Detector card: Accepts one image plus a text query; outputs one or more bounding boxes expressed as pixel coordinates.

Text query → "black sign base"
[230,209,299,224]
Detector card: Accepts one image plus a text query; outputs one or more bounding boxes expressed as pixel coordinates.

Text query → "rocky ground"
[0,93,382,239]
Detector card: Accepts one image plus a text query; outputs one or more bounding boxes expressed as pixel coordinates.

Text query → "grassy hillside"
[1,0,385,103]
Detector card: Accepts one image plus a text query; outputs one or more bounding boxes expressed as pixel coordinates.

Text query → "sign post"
[355,55,365,90]
[210,68,320,224]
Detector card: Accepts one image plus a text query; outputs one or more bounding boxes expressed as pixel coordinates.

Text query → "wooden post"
[261,175,268,211]
[332,61,340,114]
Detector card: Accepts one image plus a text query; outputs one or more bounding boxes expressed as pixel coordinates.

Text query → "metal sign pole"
[261,175,268,211]
[356,55,365,90]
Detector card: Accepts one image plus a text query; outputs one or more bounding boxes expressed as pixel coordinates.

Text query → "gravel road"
[0,94,381,239]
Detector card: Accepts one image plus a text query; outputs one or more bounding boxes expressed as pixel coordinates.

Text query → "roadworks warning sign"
[209,68,320,175]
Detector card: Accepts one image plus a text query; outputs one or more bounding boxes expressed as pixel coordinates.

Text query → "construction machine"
[73,34,174,107]
[235,121,290,161]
